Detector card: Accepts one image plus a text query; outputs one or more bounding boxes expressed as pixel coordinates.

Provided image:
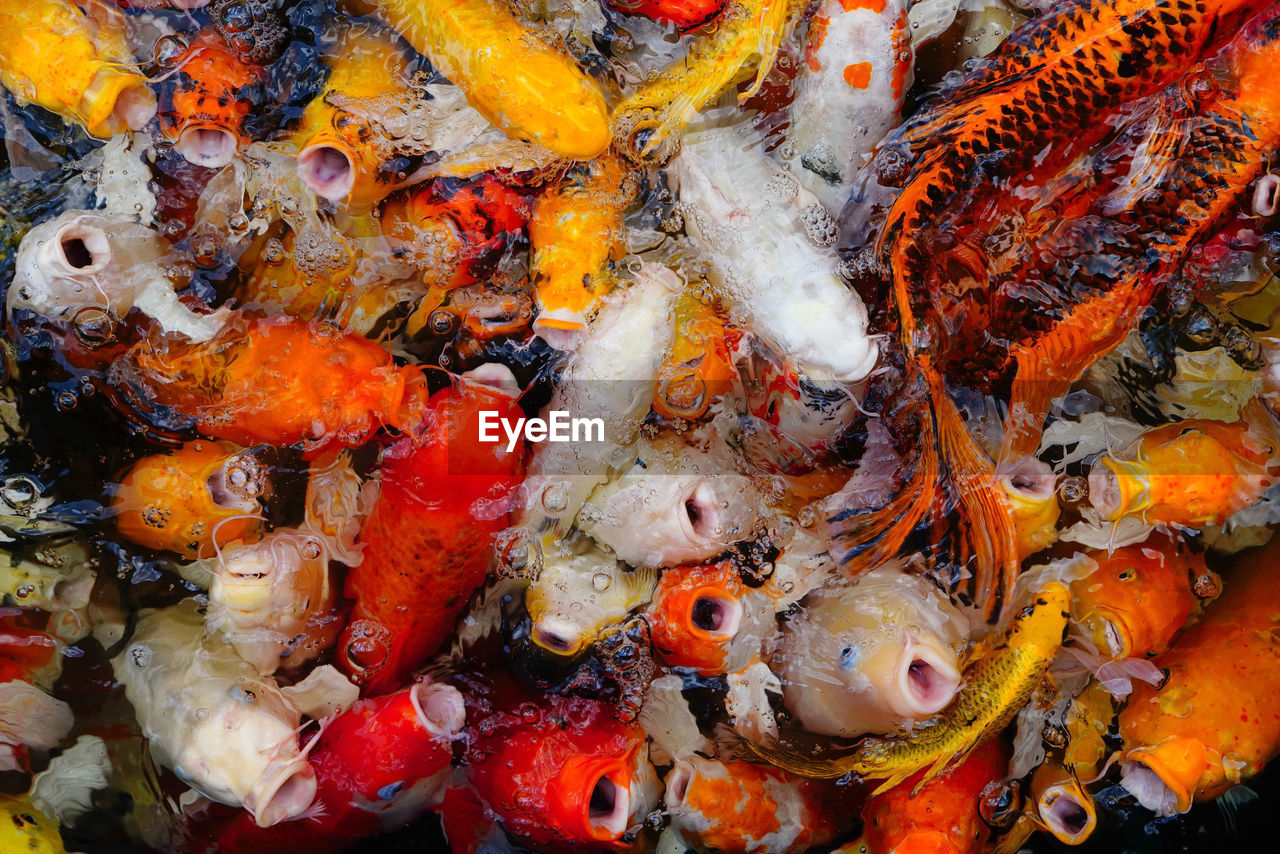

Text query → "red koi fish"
[160,31,259,169]
[124,314,430,452]
[461,687,655,851]
[336,380,524,695]
[848,737,1009,854]
[602,0,726,30]
[212,679,465,853]
[0,611,59,687]
[646,561,746,676]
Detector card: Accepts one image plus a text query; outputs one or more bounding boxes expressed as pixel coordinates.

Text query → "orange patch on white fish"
[844,62,873,88]
[840,0,886,11]
[806,14,830,72]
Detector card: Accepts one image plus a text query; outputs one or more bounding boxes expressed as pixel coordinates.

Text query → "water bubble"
[129,645,152,668]
[220,2,253,33]
[591,572,612,591]
[541,485,569,514]
[56,392,77,411]
[154,34,188,68]
[262,238,286,265]
[2,476,41,512]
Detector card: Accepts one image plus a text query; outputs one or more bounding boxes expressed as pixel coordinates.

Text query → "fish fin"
[737,735,859,781]
[925,362,1018,624]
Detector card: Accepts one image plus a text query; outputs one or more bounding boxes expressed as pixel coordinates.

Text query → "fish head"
[647,562,745,674]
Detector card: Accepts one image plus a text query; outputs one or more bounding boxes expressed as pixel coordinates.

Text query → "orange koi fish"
[838,737,1008,854]
[336,379,524,695]
[1088,404,1280,528]
[161,31,260,169]
[1119,535,1280,814]
[212,679,465,853]
[124,314,430,451]
[612,0,800,164]
[110,439,265,559]
[360,0,611,160]
[0,612,60,688]
[462,685,657,851]
[528,151,636,347]
[666,755,856,854]
[646,561,746,675]
[0,0,156,138]
[837,2,1280,621]
[652,292,736,422]
[1070,538,1205,660]
[292,22,420,208]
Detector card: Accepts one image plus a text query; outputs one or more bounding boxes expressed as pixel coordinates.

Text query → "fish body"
[162,31,260,169]
[111,440,265,560]
[336,381,524,694]
[666,755,855,854]
[602,0,726,30]
[1119,536,1280,813]
[529,151,635,346]
[613,0,801,164]
[853,737,1009,854]
[750,581,1069,793]
[0,0,155,137]
[213,679,464,853]
[463,688,658,850]
[292,23,420,208]
[125,314,431,451]
[368,0,611,159]
[112,600,317,827]
[788,0,912,212]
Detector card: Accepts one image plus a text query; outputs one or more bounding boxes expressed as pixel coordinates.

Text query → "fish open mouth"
[297,144,356,202]
[1037,783,1097,844]
[50,222,110,276]
[177,126,240,169]
[891,641,962,718]
[688,592,743,639]
[586,773,631,838]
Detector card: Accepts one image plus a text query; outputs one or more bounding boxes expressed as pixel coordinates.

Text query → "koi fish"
[292,22,421,208]
[0,794,64,854]
[1119,535,1280,814]
[612,0,800,164]
[161,31,260,169]
[770,566,968,739]
[212,679,465,853]
[112,599,316,827]
[0,677,72,774]
[747,581,1069,793]
[1070,538,1203,660]
[788,0,912,212]
[652,292,736,422]
[602,0,726,30]
[110,440,265,560]
[206,528,343,675]
[838,0,1280,623]
[0,611,60,689]
[336,378,524,694]
[529,151,635,348]
[364,0,611,159]
[999,458,1060,560]
[672,116,877,385]
[575,433,766,569]
[9,211,228,343]
[845,737,1009,854]
[123,314,430,451]
[0,0,155,138]
[1088,404,1280,528]
[463,687,659,850]
[666,755,856,854]
[646,561,750,675]
[525,531,658,657]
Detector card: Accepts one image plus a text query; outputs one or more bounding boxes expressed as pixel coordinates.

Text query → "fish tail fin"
[737,735,857,782]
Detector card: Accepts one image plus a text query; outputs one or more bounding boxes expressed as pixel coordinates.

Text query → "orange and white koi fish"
[111,440,266,560]
[362,0,611,160]
[788,0,912,212]
[0,0,156,138]
[161,31,260,169]
[529,151,636,348]
[1088,402,1280,528]
[292,22,420,209]
[1119,536,1280,815]
[123,314,430,451]
[665,755,856,854]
